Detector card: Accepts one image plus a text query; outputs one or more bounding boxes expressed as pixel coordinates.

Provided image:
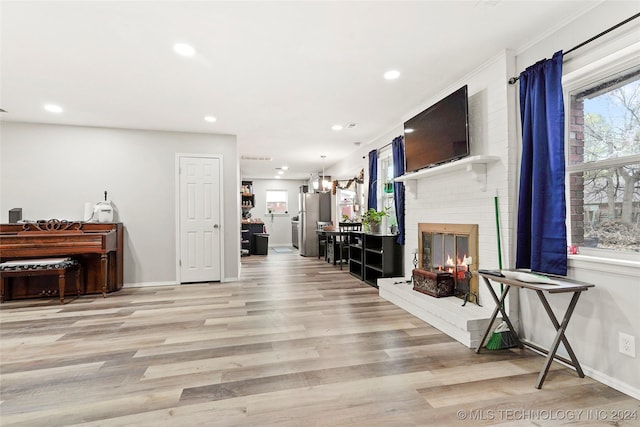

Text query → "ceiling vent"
[241,155,273,161]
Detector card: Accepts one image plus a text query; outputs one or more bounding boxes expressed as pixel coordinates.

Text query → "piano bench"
[0,258,81,304]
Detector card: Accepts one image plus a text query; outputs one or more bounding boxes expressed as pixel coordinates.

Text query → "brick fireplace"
[416,223,479,304]
[378,221,493,349]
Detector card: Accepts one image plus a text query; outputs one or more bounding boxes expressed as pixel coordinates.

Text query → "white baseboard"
[583,366,640,400]
[524,341,640,400]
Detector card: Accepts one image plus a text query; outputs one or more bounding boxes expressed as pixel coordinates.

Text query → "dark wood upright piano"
[0,220,123,301]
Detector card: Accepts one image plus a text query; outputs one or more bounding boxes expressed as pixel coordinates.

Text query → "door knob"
[213,224,220,229]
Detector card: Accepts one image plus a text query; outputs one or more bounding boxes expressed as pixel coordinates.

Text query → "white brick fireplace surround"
[378,278,499,349]
[378,216,500,349]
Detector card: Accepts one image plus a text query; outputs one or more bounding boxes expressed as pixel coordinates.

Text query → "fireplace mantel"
[394,155,500,196]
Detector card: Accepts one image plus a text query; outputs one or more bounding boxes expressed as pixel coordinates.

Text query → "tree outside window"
[568,68,640,253]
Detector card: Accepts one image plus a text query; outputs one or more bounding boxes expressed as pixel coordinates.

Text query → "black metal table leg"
[476,277,521,352]
[534,290,584,389]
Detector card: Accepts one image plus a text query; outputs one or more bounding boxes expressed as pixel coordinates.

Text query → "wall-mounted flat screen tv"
[404,85,470,173]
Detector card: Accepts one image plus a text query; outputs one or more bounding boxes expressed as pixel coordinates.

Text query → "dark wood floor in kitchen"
[1,251,637,426]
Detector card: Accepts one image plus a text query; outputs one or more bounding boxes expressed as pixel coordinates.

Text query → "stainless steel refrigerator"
[299,192,331,257]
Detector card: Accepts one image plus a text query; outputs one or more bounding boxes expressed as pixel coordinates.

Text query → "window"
[337,187,358,222]
[567,66,640,254]
[265,190,288,214]
[378,147,397,228]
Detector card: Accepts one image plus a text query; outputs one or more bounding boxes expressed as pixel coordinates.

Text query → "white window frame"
[265,189,288,215]
[378,146,397,227]
[562,41,640,269]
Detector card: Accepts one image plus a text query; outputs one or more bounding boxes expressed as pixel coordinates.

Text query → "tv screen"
[404,85,469,173]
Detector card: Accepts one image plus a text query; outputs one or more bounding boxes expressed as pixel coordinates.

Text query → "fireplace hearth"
[417,223,479,305]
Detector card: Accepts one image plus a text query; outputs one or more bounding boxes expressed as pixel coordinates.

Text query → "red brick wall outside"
[568,96,585,245]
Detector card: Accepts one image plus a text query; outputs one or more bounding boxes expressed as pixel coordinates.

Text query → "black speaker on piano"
[8,208,22,223]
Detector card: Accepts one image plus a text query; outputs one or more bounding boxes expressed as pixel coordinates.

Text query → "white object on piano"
[96,201,114,222]
[86,201,114,222]
[84,202,94,221]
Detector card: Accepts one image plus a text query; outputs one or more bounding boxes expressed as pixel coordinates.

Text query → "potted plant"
[361,207,389,234]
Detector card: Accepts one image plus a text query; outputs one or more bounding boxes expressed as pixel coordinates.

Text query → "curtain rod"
[377,141,393,151]
[508,12,640,85]
[361,140,395,159]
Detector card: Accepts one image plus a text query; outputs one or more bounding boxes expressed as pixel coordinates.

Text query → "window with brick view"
[567,68,640,253]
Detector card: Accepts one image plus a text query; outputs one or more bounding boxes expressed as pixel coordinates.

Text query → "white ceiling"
[1,1,601,180]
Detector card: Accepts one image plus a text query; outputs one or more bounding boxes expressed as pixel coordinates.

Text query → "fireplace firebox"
[416,223,479,304]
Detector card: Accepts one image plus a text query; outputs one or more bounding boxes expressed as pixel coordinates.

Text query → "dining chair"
[337,222,362,269]
[317,221,332,260]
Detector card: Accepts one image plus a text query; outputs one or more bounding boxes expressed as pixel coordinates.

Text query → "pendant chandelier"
[320,155,330,192]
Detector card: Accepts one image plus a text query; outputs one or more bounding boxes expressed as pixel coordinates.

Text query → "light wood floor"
[1,251,638,426]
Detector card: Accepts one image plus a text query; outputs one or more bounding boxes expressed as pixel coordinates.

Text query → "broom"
[485,194,517,350]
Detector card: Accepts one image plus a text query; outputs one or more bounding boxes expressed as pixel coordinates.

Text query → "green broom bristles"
[486,195,517,351]
[485,331,504,350]
[485,321,517,350]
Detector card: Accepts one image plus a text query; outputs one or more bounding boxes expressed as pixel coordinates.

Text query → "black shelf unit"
[349,232,402,287]
[240,180,256,256]
[348,232,364,280]
[241,180,255,212]
[241,222,265,255]
[241,228,251,256]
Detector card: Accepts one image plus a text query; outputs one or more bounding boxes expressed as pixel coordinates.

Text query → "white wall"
[327,1,640,399]
[246,178,307,246]
[0,122,240,284]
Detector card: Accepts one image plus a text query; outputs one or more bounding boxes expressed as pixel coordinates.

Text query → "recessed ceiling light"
[281,166,289,170]
[384,70,400,80]
[44,104,63,113]
[331,124,343,131]
[404,128,414,133]
[278,170,284,175]
[275,175,281,179]
[204,116,217,122]
[174,43,196,57]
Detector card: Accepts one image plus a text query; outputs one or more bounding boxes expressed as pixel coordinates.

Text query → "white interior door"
[179,156,222,283]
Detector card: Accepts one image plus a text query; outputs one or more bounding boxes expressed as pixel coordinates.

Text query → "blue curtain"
[391,136,405,245]
[368,149,377,211]
[516,50,567,276]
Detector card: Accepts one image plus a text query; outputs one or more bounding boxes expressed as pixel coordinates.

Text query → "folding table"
[475,270,595,389]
